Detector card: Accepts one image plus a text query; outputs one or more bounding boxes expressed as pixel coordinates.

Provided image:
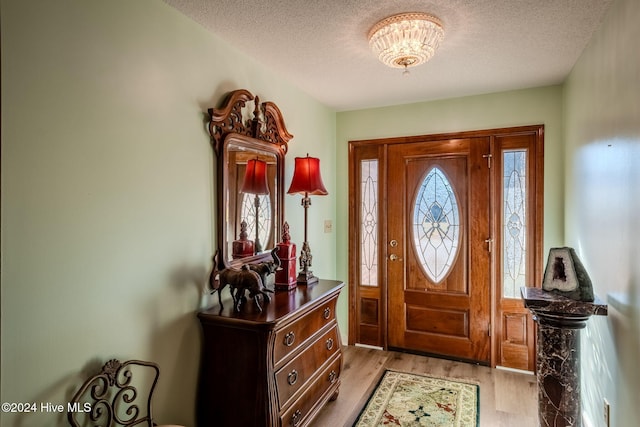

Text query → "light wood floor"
[313,345,538,427]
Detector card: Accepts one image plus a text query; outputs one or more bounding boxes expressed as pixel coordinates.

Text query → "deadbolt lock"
[389,239,398,247]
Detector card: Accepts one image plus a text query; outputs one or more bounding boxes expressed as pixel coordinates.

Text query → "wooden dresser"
[197,279,344,427]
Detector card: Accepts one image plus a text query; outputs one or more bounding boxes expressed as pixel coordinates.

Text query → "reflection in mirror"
[225,142,279,260]
[239,158,271,253]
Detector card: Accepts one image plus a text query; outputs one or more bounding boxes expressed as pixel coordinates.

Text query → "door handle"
[389,254,403,261]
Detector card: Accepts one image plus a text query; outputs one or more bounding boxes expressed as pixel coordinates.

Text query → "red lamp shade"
[287,155,328,196]
[241,158,270,195]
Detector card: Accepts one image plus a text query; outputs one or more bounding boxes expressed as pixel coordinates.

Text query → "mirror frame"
[208,89,293,268]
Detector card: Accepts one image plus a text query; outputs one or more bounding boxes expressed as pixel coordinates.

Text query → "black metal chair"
[67,359,183,427]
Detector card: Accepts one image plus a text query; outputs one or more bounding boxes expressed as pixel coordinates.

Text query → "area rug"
[354,370,479,427]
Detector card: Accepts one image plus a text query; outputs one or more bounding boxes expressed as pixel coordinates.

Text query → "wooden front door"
[349,125,544,370]
[386,137,491,363]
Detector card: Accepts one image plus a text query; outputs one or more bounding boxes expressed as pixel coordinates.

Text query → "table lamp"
[287,154,328,285]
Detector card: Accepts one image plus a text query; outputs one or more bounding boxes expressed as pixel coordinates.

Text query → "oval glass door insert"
[241,193,272,248]
[412,167,461,283]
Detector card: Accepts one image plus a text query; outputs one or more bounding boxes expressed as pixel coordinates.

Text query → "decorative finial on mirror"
[251,95,262,137]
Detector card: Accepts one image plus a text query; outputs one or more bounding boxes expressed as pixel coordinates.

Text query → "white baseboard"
[354,343,384,351]
[495,365,535,375]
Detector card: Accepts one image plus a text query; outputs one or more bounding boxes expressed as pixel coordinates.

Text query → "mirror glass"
[221,134,283,265]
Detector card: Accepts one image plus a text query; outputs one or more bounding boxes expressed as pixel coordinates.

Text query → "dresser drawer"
[279,354,341,427]
[273,297,337,365]
[275,325,339,409]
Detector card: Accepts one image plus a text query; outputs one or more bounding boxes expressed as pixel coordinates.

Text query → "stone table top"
[521,287,608,317]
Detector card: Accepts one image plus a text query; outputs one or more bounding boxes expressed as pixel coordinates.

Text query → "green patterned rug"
[354,370,479,427]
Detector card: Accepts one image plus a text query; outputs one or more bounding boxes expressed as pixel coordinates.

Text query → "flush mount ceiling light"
[368,12,444,75]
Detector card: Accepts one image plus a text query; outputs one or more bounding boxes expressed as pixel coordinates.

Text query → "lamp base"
[296,270,318,285]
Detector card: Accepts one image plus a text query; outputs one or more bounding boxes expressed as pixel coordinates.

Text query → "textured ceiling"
[163,0,613,111]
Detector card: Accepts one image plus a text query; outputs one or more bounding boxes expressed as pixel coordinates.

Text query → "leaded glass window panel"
[360,160,378,287]
[240,194,271,249]
[412,167,460,283]
[502,150,527,298]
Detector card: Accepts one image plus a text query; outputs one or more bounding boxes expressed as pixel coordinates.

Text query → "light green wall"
[4,0,635,425]
[0,1,335,426]
[564,0,640,425]
[335,86,565,337]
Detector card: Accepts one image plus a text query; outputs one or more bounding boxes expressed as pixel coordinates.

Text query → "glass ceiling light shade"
[368,12,444,72]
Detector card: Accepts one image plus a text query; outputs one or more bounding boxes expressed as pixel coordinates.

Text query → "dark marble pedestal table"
[521,287,607,427]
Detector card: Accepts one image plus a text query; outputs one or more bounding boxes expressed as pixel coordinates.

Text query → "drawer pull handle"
[284,331,295,347]
[326,338,334,351]
[323,307,331,319]
[328,370,337,384]
[291,409,302,426]
[287,369,298,386]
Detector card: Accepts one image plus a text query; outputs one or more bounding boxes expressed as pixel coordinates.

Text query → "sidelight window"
[502,150,527,298]
[360,160,379,286]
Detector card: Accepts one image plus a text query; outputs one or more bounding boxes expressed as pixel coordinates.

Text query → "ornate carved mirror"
[209,89,292,267]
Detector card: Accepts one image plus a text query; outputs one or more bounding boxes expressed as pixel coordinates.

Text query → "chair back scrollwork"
[67,359,159,427]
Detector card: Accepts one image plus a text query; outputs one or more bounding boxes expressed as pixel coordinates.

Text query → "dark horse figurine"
[249,248,281,289]
[221,265,272,312]
[208,248,279,312]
